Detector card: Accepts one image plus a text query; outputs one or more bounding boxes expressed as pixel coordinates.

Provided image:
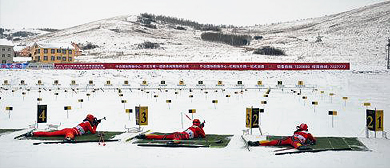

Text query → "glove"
[93,118,101,126]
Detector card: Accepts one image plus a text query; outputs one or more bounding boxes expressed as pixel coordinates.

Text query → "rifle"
[94,117,106,126]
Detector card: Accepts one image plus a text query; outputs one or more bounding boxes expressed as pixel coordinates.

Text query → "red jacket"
[293,130,316,144]
[184,125,205,139]
[74,121,97,135]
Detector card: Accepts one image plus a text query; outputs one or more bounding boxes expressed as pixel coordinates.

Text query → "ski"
[275,148,307,155]
[241,135,250,151]
[275,147,352,155]
[33,139,120,145]
[14,129,34,140]
[14,133,28,140]
[137,143,209,148]
[126,129,151,142]
[273,147,294,152]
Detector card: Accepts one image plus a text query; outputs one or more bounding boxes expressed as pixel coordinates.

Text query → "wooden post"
[332,115,334,128]
[387,38,390,69]
[375,108,377,138]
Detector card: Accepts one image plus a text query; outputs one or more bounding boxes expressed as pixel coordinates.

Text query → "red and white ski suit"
[145,125,206,141]
[33,121,97,140]
[260,130,316,149]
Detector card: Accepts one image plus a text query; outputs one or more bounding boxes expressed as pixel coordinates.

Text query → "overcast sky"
[0,0,386,29]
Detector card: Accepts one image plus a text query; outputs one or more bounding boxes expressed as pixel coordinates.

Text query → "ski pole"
[185,114,192,121]
[181,112,183,129]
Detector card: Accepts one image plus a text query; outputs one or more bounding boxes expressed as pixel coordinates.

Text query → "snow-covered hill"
[1,28,52,42]
[19,1,390,70]
[249,1,390,70]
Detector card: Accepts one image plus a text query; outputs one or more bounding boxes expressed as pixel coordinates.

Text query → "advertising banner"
[54,62,350,70]
[0,63,29,69]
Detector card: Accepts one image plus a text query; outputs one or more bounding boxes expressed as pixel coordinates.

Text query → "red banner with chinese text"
[54,62,349,70]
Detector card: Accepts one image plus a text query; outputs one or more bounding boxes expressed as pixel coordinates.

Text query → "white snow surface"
[0,69,389,168]
[2,1,390,168]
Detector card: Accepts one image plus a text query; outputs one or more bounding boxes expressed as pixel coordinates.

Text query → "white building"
[0,39,14,63]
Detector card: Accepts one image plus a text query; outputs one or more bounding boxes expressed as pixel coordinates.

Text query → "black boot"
[135,134,146,139]
[248,141,260,146]
[65,137,75,142]
[25,131,34,137]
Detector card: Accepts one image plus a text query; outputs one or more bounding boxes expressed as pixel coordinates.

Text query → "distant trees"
[0,28,4,37]
[11,31,37,37]
[0,28,57,40]
[175,26,186,31]
[137,13,222,31]
[253,46,285,56]
[38,28,59,32]
[138,41,160,49]
[110,29,120,33]
[138,13,155,25]
[0,30,38,40]
[135,13,254,47]
[201,32,251,46]
[79,42,99,50]
[137,13,157,29]
[254,35,263,40]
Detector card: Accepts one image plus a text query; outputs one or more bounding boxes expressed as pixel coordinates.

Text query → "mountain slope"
[21,1,390,70]
[248,1,390,70]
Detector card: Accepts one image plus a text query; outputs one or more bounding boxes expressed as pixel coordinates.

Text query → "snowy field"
[1,1,390,167]
[0,69,390,168]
